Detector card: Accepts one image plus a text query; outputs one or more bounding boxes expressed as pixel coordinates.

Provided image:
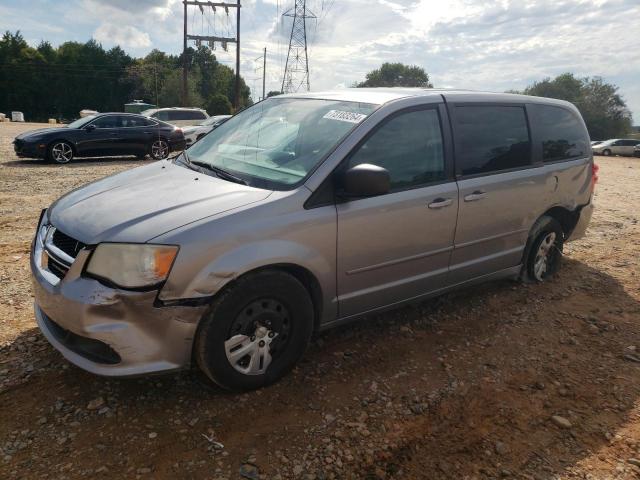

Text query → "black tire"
[47,140,74,164]
[602,149,612,156]
[149,139,170,160]
[195,270,314,391]
[522,216,564,283]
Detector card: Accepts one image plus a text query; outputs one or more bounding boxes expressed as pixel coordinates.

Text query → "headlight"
[86,243,178,289]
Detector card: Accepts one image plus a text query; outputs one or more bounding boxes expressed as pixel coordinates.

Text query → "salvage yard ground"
[1,122,640,479]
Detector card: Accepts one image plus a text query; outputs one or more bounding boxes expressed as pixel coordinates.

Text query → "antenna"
[281,0,315,94]
[183,1,241,108]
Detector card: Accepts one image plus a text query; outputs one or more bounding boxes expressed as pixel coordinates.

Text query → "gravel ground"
[1,122,640,480]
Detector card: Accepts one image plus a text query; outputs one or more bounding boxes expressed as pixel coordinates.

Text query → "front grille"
[52,229,86,258]
[47,256,69,279]
[41,312,121,365]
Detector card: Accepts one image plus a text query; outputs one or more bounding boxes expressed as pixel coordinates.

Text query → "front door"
[77,114,121,156]
[336,106,458,318]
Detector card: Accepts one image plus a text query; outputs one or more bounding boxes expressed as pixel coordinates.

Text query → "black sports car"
[13,113,186,164]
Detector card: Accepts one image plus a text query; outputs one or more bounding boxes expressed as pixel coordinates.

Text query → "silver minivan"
[31,89,595,390]
[592,138,640,156]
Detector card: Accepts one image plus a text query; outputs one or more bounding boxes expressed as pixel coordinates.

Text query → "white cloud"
[94,24,152,49]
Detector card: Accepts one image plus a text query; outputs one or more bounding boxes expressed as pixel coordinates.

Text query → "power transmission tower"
[281,0,315,94]
[182,1,241,108]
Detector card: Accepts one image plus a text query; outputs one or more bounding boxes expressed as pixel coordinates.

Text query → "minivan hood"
[48,161,272,244]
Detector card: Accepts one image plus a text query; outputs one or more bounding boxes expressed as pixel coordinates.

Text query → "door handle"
[428,198,453,209]
[464,190,487,202]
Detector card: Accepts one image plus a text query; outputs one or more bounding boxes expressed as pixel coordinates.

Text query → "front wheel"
[195,270,314,391]
[523,216,564,282]
[48,141,74,164]
[149,139,170,160]
[602,149,612,156]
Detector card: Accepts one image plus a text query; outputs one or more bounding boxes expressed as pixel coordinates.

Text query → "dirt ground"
[1,121,639,480]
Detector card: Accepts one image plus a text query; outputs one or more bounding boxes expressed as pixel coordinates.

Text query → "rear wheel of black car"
[48,141,74,164]
[149,139,169,160]
[195,270,314,391]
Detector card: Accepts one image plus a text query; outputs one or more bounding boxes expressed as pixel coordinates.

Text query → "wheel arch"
[520,207,574,278]
[209,263,324,332]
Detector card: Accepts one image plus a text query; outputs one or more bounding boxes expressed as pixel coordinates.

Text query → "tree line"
[0,31,251,122]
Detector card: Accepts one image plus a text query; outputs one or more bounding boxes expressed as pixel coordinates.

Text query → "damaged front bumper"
[31,228,207,377]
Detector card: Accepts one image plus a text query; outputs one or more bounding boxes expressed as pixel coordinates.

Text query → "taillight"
[591,162,599,190]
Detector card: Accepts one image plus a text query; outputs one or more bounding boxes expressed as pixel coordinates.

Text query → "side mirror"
[340,163,390,198]
[85,124,96,132]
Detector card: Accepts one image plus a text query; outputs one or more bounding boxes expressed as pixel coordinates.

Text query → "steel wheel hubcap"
[151,141,168,159]
[52,143,72,163]
[533,232,557,280]
[224,299,290,375]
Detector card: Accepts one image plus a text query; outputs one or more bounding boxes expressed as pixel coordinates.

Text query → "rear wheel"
[195,270,314,391]
[523,216,564,282]
[47,141,74,164]
[149,139,169,160]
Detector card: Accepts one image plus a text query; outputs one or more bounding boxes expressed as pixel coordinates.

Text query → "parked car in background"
[31,89,595,390]
[13,113,185,164]
[592,138,640,156]
[183,114,232,146]
[634,144,640,157]
[590,140,602,146]
[141,107,209,127]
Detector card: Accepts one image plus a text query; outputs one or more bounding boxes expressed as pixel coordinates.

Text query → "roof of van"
[281,88,575,108]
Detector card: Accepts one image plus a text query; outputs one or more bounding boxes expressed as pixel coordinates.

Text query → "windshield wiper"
[190,160,249,185]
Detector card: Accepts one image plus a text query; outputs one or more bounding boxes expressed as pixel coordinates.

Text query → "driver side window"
[346,108,446,191]
[91,115,119,129]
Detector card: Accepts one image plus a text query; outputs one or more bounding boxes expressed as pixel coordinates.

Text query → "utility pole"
[182,0,188,106]
[281,0,315,94]
[262,47,266,101]
[182,1,242,109]
[235,0,241,110]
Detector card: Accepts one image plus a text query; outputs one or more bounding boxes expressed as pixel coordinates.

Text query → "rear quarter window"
[529,104,588,162]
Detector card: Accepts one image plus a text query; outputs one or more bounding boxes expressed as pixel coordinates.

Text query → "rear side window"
[170,110,206,120]
[455,106,531,176]
[347,108,446,190]
[529,104,588,162]
[119,116,154,127]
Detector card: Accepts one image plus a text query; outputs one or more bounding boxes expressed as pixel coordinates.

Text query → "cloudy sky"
[1,0,639,121]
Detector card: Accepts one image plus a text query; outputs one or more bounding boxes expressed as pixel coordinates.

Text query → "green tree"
[267,90,282,98]
[0,31,253,121]
[159,68,203,107]
[521,73,632,139]
[205,93,232,115]
[356,63,433,88]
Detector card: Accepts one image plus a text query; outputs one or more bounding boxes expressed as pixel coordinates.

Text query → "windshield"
[185,98,377,189]
[67,116,96,129]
